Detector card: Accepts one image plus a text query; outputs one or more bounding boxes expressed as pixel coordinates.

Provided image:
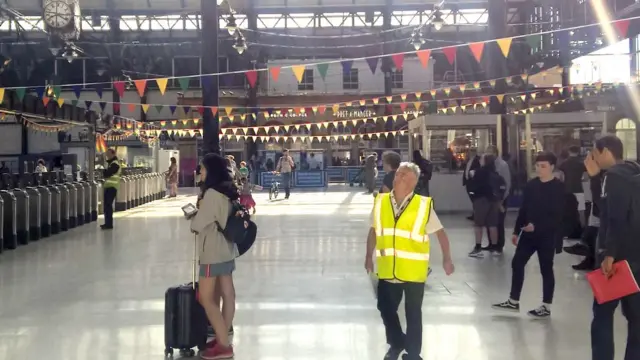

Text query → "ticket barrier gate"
[52,172,71,231]
[3,174,29,245]
[0,181,16,250]
[12,174,42,242]
[81,172,100,222]
[76,178,91,224]
[115,177,129,212]
[41,172,62,235]
[23,173,49,239]
[71,181,85,226]
[59,173,78,229]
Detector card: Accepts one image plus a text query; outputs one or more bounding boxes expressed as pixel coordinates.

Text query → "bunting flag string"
[0,17,632,94]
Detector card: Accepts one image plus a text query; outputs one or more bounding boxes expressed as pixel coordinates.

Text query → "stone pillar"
[201,0,220,155]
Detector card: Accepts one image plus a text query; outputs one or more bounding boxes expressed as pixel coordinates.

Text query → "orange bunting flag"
[42,97,50,106]
[134,79,147,97]
[430,90,437,98]
[373,98,379,105]
[414,102,422,110]
[269,66,281,82]
[415,92,422,100]
[496,94,505,104]
[128,103,136,112]
[468,42,485,63]
[416,49,431,68]
[473,82,481,89]
[443,88,451,96]
[386,96,393,103]
[459,85,466,92]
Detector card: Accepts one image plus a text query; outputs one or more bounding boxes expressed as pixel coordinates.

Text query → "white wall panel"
[0,123,22,155]
[265,57,434,96]
[28,129,60,154]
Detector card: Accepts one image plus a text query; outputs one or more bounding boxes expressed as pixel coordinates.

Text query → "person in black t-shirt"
[492,152,565,319]
[380,151,401,193]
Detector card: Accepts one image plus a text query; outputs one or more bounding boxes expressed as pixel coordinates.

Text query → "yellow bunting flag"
[225,107,233,116]
[496,94,505,104]
[0,88,4,103]
[141,104,150,113]
[332,104,340,113]
[430,90,437,97]
[156,78,169,95]
[373,98,379,105]
[414,102,422,110]
[57,98,65,107]
[496,37,513,58]
[443,88,451,96]
[415,92,422,99]
[291,65,306,83]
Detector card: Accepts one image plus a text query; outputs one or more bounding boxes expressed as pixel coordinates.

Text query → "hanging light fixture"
[62,46,78,63]
[431,9,444,31]
[226,14,238,36]
[410,31,424,51]
[233,34,247,54]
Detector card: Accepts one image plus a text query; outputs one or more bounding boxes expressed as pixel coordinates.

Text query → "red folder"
[586,260,640,304]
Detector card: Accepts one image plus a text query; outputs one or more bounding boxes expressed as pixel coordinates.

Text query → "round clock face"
[44,1,73,28]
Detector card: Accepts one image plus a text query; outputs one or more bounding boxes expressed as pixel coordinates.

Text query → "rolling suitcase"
[164,234,208,358]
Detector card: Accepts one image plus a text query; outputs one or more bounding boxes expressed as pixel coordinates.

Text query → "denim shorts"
[199,260,235,277]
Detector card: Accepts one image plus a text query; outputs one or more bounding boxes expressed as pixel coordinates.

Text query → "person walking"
[463,150,481,221]
[380,151,401,193]
[364,152,379,193]
[166,157,178,198]
[101,149,121,230]
[590,135,640,360]
[468,154,505,258]
[492,152,564,318]
[365,162,455,360]
[484,145,511,253]
[276,149,295,199]
[412,150,433,197]
[558,145,586,238]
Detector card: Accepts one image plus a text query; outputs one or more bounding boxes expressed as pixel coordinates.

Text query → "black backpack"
[488,171,507,201]
[215,200,257,256]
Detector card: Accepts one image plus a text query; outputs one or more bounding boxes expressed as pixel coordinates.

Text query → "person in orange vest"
[365,162,455,360]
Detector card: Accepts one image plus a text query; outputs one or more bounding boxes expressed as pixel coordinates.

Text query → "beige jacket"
[190,189,235,265]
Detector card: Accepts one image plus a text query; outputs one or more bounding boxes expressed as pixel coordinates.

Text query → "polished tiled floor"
[0,187,630,359]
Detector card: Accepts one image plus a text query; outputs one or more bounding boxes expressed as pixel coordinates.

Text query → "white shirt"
[370,191,443,235]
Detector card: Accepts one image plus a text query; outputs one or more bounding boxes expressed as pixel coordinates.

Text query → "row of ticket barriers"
[0,169,167,253]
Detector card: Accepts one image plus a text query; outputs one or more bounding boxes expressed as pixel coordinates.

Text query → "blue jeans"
[282,172,292,197]
[591,288,640,360]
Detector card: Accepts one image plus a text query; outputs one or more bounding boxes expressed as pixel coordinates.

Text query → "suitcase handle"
[192,233,197,289]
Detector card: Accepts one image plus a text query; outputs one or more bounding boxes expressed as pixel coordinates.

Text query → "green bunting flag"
[15,87,26,101]
[316,63,329,81]
[178,78,190,92]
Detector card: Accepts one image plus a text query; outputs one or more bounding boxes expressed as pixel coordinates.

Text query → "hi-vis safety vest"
[374,193,432,283]
[103,163,122,190]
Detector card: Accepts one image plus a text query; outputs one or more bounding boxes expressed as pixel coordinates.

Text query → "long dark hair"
[200,153,239,201]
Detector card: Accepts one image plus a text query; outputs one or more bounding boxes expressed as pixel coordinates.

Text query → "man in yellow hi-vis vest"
[101,149,121,230]
[365,162,455,360]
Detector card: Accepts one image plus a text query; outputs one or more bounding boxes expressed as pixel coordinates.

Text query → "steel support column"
[383,0,394,149]
[558,1,570,99]
[201,0,220,155]
[246,0,258,158]
[488,0,508,155]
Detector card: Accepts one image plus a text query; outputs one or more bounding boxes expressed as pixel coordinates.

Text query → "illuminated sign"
[334,110,376,118]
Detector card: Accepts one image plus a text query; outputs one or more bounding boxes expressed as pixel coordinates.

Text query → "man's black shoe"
[100,225,113,230]
[564,243,589,256]
[572,259,595,271]
[384,347,403,360]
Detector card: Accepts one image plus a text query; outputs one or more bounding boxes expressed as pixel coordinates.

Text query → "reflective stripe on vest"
[374,192,431,283]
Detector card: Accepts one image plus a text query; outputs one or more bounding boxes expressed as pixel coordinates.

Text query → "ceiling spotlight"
[62,47,78,63]
[233,34,247,55]
[432,9,444,31]
[410,32,423,51]
[226,14,238,36]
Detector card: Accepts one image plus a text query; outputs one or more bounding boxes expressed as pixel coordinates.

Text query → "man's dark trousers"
[486,199,507,250]
[509,234,555,303]
[377,280,425,360]
[591,270,640,360]
[103,188,117,228]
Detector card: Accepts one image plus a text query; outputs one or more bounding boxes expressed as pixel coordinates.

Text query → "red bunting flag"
[245,70,258,88]
[113,81,126,97]
[391,53,405,70]
[128,103,136,112]
[416,49,431,68]
[42,97,50,107]
[614,19,630,38]
[317,105,326,114]
[441,47,457,65]
[399,103,407,112]
[210,106,218,116]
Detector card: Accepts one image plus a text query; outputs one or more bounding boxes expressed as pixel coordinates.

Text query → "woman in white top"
[35,159,48,173]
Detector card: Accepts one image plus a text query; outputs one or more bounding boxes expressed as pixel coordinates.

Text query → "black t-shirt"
[381,170,395,191]
[514,177,565,236]
[559,156,586,193]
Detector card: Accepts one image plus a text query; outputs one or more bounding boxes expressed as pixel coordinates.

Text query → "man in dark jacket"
[590,135,640,360]
[101,149,121,230]
[463,151,481,220]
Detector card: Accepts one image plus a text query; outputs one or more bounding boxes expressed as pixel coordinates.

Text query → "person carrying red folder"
[590,135,640,360]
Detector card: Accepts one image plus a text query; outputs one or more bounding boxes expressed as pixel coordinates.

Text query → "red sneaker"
[200,343,233,359]
[205,339,217,349]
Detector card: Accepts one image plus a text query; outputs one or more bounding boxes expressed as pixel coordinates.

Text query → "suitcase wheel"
[164,348,173,357]
[179,349,195,357]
